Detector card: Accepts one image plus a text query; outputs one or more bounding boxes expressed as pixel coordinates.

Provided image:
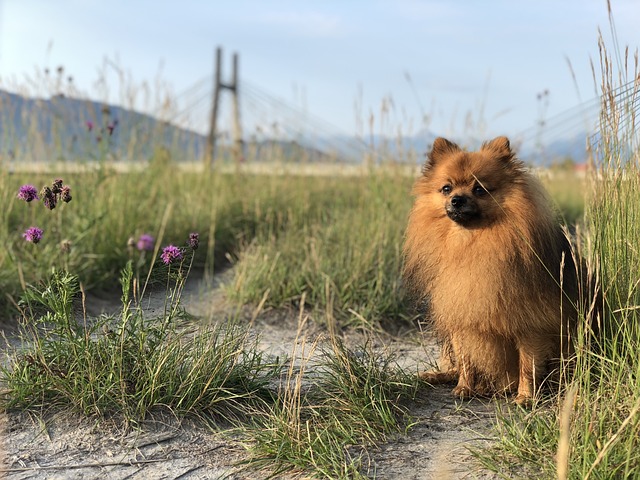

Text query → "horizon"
[0,87,592,166]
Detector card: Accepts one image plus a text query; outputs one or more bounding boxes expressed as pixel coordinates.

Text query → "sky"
[0,0,638,142]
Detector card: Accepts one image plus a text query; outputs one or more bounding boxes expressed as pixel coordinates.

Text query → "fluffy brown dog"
[403,136,579,405]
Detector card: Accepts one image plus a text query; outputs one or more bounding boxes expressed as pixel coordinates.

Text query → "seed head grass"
[474,24,640,480]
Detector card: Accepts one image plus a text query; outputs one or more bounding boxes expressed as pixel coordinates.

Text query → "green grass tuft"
[247,325,418,479]
[227,173,414,327]
[1,264,282,426]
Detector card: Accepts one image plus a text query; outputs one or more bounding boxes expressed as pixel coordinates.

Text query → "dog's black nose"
[450,195,467,208]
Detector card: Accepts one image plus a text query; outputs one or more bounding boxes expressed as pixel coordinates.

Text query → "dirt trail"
[0,273,501,479]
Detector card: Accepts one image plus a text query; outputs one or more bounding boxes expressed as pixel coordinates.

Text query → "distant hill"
[0,89,206,162]
[532,134,590,164]
[342,130,590,166]
[0,89,367,164]
[0,89,590,165]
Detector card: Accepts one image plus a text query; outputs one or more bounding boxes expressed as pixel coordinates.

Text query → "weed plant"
[0,167,338,310]
[1,165,420,478]
[0,260,281,427]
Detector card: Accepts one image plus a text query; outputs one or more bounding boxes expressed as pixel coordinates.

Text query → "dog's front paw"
[419,370,458,385]
[452,385,473,398]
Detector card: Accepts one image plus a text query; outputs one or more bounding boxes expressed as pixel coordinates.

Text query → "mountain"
[0,89,362,164]
[0,90,206,162]
[0,89,590,165]
[533,134,591,164]
[334,127,591,165]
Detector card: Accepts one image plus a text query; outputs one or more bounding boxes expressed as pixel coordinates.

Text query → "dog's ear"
[426,137,461,168]
[481,136,513,160]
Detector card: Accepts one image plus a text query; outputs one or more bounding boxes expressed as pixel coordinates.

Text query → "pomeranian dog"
[403,136,579,405]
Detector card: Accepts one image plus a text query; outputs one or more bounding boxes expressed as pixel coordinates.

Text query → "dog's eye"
[473,184,488,196]
[441,185,452,195]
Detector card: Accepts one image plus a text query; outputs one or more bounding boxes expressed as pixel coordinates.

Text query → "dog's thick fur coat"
[403,137,578,404]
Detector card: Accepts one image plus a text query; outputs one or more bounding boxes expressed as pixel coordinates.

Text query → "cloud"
[257,11,344,38]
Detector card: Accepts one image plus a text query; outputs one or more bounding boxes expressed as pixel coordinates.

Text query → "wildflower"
[136,234,155,252]
[41,186,57,210]
[61,185,72,203]
[86,120,94,131]
[188,232,199,250]
[23,227,44,244]
[51,178,63,195]
[17,185,39,202]
[160,245,183,265]
[107,123,116,136]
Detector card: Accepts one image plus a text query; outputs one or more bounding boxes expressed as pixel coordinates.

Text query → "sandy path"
[0,273,501,479]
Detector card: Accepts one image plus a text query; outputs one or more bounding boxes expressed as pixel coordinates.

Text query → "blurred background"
[0,0,638,167]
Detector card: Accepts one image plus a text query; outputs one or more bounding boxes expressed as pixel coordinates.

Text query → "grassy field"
[0,161,585,319]
[0,151,588,479]
[0,162,431,478]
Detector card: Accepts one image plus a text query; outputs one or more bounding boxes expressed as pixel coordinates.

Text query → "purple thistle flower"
[17,185,39,202]
[23,227,44,244]
[160,245,183,265]
[41,186,57,210]
[188,232,199,250]
[52,178,64,195]
[136,234,155,252]
[61,185,72,203]
[86,120,94,131]
[107,123,116,136]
